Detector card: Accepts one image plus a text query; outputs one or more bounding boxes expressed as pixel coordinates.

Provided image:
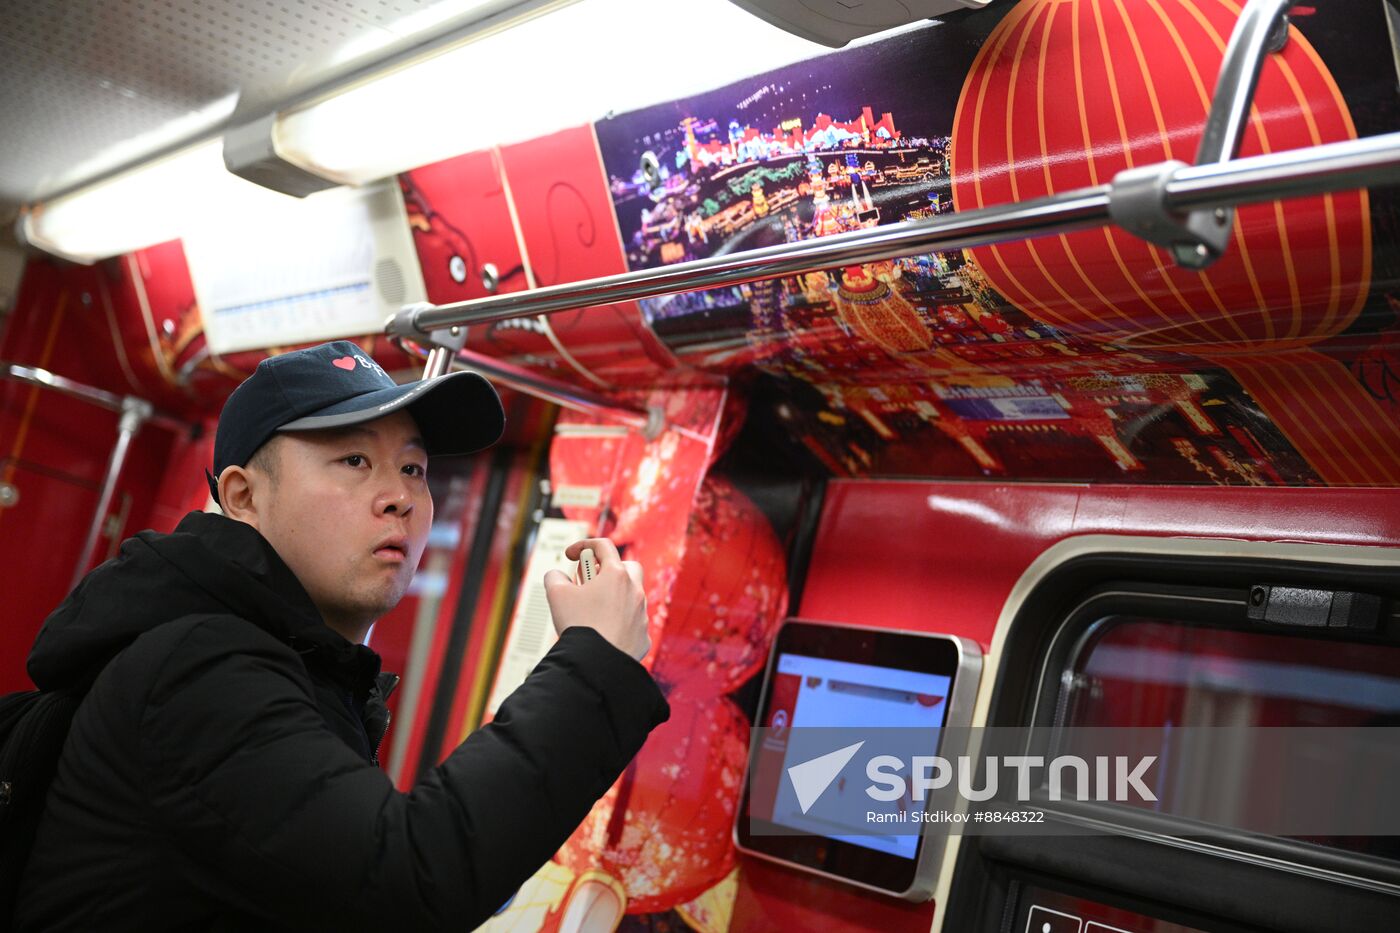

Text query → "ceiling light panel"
[276,0,831,185]
[0,0,514,208]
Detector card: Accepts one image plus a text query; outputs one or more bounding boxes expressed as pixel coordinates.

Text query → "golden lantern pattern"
[751,183,770,218]
[833,264,934,354]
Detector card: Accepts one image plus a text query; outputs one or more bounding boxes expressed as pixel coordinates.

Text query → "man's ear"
[217,465,261,528]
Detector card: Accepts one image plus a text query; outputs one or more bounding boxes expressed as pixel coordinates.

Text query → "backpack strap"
[0,688,87,923]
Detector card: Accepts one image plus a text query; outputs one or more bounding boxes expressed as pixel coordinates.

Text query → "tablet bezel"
[733,618,982,901]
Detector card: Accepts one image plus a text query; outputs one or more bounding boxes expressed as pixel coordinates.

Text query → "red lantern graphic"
[556,691,750,915]
[546,472,787,921]
[833,265,933,354]
[647,476,790,695]
[950,0,1400,484]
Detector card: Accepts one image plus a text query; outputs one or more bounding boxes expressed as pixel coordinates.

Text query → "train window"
[1054,614,1400,861]
[1061,616,1400,729]
[943,558,1400,933]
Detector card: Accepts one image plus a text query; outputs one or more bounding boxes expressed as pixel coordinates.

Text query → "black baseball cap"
[207,340,504,504]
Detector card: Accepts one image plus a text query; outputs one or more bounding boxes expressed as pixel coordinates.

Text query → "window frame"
[943,550,1400,933]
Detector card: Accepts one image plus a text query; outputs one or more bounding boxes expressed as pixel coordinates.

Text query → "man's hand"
[542,538,650,661]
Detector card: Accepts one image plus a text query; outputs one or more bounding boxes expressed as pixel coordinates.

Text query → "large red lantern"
[647,475,790,695]
[952,0,1367,351]
[547,475,787,920]
[556,691,750,915]
[950,0,1400,484]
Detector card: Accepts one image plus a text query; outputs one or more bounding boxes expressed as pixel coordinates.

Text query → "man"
[15,341,668,931]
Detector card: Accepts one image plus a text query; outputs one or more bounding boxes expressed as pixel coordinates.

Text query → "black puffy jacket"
[15,511,669,931]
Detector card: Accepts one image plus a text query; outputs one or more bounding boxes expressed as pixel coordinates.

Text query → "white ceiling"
[0,0,546,221]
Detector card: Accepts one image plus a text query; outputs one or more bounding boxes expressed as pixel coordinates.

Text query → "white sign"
[186,180,424,354]
[485,518,591,716]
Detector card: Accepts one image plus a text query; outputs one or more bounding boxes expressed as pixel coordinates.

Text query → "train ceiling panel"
[0,0,517,215]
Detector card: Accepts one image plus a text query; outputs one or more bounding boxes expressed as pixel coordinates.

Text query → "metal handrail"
[3,360,189,584]
[1125,0,1297,268]
[70,397,150,588]
[1195,0,1293,167]
[392,337,664,437]
[1,361,185,432]
[388,130,1400,341]
[4,361,124,411]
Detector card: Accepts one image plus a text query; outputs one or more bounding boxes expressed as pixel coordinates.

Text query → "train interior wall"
[3,0,1400,930]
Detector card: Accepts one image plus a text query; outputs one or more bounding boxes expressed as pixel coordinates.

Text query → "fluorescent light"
[22,141,302,264]
[23,0,835,261]
[276,0,832,184]
[27,93,240,215]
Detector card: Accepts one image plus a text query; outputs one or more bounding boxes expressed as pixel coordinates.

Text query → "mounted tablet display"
[734,620,982,901]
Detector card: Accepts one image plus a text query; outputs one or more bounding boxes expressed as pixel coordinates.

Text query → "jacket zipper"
[370,707,392,764]
[369,672,401,765]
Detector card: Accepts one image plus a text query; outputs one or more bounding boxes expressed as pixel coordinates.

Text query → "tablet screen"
[748,653,952,858]
[735,619,980,899]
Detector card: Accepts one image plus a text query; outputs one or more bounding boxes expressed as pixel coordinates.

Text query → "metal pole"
[396,336,664,436]
[1166,131,1400,207]
[1143,0,1296,268]
[1195,0,1294,166]
[422,346,453,379]
[71,396,152,588]
[387,131,1400,339]
[450,346,663,438]
[3,362,124,411]
[390,188,1112,337]
[2,361,186,432]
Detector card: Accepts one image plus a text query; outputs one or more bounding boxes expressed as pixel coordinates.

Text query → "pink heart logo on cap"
[332,356,357,371]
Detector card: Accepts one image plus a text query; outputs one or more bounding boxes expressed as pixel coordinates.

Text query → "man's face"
[253,409,432,631]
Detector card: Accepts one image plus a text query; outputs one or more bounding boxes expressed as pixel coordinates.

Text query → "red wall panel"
[497,125,677,384]
[728,480,1400,931]
[801,482,1400,650]
[402,147,529,307]
[3,260,185,690]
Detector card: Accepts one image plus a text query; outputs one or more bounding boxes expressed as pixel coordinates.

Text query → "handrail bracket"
[1109,160,1235,268]
[1109,0,1293,269]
